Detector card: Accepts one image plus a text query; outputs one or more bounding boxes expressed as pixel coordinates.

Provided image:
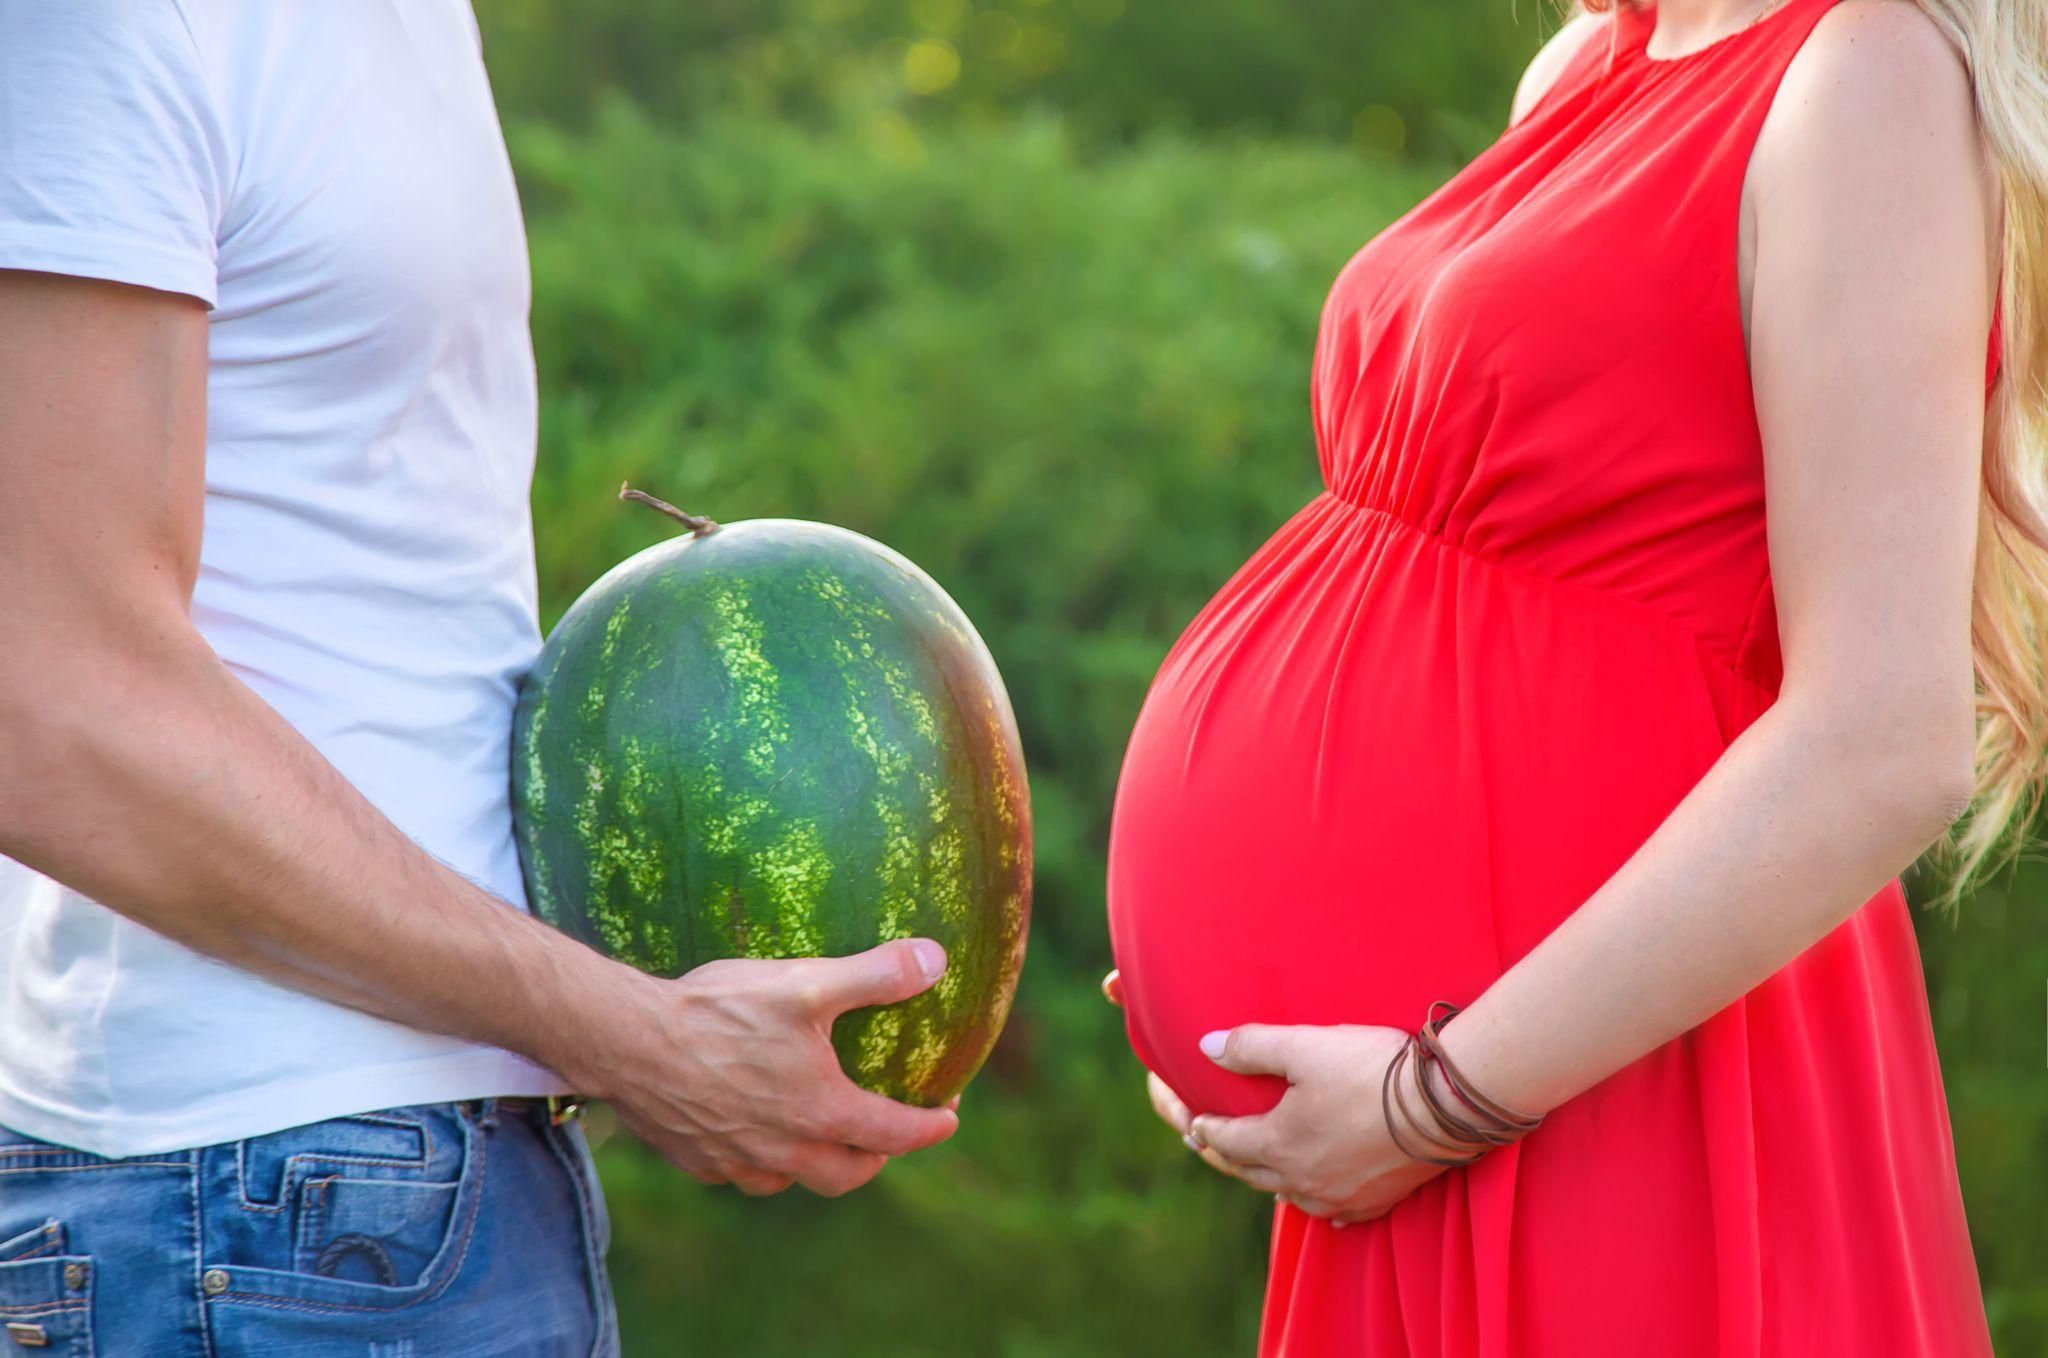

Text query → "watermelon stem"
[619,483,719,537]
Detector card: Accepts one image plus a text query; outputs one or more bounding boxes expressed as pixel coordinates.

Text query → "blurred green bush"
[508,99,2047,1357]
[481,0,1550,162]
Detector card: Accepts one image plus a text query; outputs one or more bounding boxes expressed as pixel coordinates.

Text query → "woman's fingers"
[1151,1077,1240,1176]
[1198,1024,1301,1078]
[1143,1075,1271,1185]
[1232,1163,1288,1193]
[1146,1072,1194,1136]
[1188,1111,1274,1169]
[1280,1193,1386,1229]
[1143,1071,1298,1193]
[1191,1140,1277,1188]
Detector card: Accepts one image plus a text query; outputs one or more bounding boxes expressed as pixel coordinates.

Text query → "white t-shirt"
[0,0,570,1157]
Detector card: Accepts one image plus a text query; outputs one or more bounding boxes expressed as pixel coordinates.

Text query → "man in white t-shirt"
[0,4,959,1351]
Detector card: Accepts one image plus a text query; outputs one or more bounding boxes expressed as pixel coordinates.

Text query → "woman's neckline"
[1625,0,1812,66]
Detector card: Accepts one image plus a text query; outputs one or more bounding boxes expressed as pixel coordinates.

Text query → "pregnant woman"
[1106,0,2041,1352]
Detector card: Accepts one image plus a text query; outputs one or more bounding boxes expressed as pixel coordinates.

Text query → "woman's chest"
[1319,118,1759,426]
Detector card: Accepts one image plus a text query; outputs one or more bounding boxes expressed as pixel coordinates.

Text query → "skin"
[1114,0,2003,1225]
[0,269,960,1197]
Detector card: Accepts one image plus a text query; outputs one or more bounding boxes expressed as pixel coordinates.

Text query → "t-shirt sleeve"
[0,0,225,306]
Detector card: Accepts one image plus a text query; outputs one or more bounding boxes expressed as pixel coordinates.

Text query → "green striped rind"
[512,519,1031,1106]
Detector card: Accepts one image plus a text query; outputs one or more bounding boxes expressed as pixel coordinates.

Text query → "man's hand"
[0,268,952,1201]
[567,938,961,1197]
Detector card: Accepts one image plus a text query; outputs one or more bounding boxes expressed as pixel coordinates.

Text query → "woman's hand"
[1103,968,1235,1166]
[1145,1067,1278,1184]
[1187,1024,1447,1224]
[1104,969,1265,1183]
[1103,969,1443,1223]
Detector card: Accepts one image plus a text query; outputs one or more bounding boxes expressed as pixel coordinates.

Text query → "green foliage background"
[479,3,2047,1352]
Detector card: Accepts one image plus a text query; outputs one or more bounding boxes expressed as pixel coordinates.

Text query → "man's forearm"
[0,614,620,1086]
[1437,690,1970,1116]
[0,271,958,1196]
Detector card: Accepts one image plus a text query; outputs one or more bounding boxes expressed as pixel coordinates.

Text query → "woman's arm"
[1182,1,1999,1216]
[1427,0,1997,1120]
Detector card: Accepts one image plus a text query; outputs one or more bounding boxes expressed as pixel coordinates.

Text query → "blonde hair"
[1928,0,2048,910]
[1565,0,2048,911]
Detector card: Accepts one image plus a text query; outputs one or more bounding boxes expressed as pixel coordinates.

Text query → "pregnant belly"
[1106,493,1766,1117]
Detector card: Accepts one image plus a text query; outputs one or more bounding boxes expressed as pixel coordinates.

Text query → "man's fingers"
[1198,1024,1298,1078]
[785,1143,890,1198]
[625,1119,728,1186]
[786,938,946,1018]
[729,1169,795,1197]
[827,1088,961,1157]
[1101,968,1124,1007]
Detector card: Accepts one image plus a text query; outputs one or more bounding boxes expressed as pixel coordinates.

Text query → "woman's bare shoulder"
[1509,6,1612,129]
[1780,0,1976,115]
[1754,0,1991,229]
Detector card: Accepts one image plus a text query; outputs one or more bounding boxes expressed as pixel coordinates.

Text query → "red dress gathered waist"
[1104,0,1997,1352]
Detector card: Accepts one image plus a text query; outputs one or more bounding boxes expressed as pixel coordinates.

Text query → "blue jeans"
[0,1098,618,1356]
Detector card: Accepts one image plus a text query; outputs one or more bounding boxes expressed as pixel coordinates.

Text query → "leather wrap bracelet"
[1380,1001,1543,1169]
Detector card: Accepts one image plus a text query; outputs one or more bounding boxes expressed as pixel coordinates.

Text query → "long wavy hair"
[1565,0,2048,910]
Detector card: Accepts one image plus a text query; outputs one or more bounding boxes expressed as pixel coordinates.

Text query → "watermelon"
[512,487,1031,1106]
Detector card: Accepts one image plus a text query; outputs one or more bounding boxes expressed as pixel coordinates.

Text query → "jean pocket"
[209,1105,485,1314]
[293,1177,461,1287]
[0,1221,94,1357]
[235,1109,433,1211]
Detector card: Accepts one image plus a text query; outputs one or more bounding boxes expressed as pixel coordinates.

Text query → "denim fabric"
[0,1098,617,1357]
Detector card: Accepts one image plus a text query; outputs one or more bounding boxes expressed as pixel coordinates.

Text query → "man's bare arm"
[0,270,955,1194]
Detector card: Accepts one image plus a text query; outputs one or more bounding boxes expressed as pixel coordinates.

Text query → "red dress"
[1105,0,2001,1353]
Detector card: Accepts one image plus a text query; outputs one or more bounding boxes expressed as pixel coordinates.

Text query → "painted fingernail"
[910,939,947,981]
[1199,1030,1229,1060]
[1182,1132,1203,1153]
